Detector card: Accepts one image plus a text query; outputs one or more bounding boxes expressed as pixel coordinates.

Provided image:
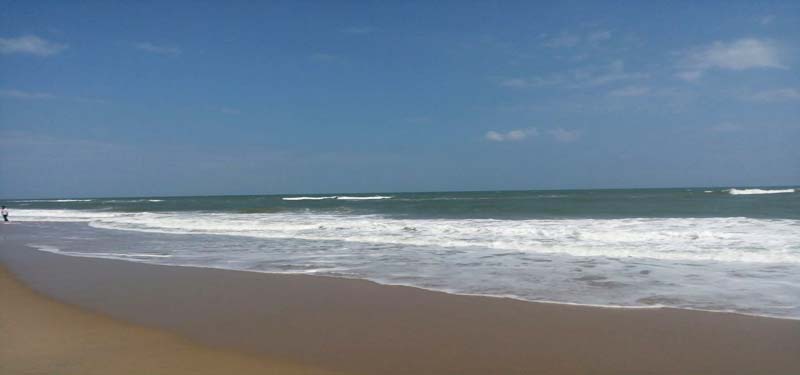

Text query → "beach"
[2,223,799,374]
[0,260,341,375]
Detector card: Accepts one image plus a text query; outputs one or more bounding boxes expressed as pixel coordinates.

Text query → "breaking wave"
[282,195,392,201]
[12,209,800,264]
[729,188,795,195]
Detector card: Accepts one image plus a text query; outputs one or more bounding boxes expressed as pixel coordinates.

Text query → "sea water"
[6,187,800,318]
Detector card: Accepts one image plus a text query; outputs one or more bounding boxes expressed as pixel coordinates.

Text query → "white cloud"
[485,128,538,142]
[136,42,181,56]
[0,89,55,100]
[548,128,581,142]
[677,38,785,80]
[587,30,612,42]
[748,88,800,102]
[608,86,651,97]
[0,35,67,56]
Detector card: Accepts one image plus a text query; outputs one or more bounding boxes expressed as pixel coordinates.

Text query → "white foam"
[729,188,795,195]
[12,209,126,222]
[12,199,93,203]
[335,196,392,200]
[13,209,800,264]
[282,196,392,201]
[29,244,172,260]
[282,196,337,201]
[105,199,165,203]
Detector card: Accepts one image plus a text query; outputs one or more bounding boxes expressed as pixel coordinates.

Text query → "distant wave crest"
[11,199,93,203]
[729,188,795,195]
[335,196,392,200]
[282,196,392,201]
[282,196,337,201]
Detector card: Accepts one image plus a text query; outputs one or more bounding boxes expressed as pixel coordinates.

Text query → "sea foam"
[729,188,795,195]
[282,196,392,201]
[13,209,800,264]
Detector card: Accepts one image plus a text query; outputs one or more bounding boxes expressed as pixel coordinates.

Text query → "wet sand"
[1,223,799,374]
[0,263,341,375]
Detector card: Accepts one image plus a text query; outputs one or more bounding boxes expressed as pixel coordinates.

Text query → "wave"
[12,209,800,264]
[335,196,392,200]
[11,199,93,203]
[105,199,165,203]
[729,188,795,195]
[29,244,172,259]
[282,196,392,201]
[282,196,337,201]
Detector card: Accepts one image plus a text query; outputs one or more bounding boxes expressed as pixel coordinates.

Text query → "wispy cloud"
[135,42,181,56]
[341,26,375,35]
[0,88,105,103]
[485,128,538,142]
[497,76,563,89]
[587,30,612,43]
[548,128,581,142]
[542,30,612,48]
[0,89,56,100]
[0,35,67,56]
[608,86,651,97]
[747,88,800,102]
[498,60,646,90]
[543,33,580,48]
[576,60,647,86]
[759,15,775,25]
[676,38,785,81]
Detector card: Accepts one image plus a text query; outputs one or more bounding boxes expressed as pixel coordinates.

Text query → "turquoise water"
[6,186,800,318]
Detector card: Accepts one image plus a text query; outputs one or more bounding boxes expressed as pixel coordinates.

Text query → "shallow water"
[5,187,800,318]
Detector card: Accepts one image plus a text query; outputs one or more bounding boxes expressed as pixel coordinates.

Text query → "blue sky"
[1,1,798,198]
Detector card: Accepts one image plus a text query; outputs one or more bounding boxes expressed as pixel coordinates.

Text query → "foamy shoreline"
[10,216,800,319]
[2,223,800,374]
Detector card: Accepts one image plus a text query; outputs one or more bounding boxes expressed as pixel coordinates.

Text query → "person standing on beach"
[2,206,8,222]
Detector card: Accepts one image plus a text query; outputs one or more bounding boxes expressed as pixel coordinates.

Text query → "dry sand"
[2,223,799,374]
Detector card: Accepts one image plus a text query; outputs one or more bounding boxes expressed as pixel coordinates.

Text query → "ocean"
[5,187,799,319]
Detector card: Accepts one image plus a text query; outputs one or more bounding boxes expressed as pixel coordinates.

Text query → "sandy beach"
[0,261,342,375]
[2,223,800,374]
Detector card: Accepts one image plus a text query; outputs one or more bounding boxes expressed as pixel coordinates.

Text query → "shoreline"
[29,241,800,322]
[3,223,800,374]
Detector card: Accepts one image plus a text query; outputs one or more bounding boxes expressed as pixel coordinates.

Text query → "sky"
[1,1,799,198]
